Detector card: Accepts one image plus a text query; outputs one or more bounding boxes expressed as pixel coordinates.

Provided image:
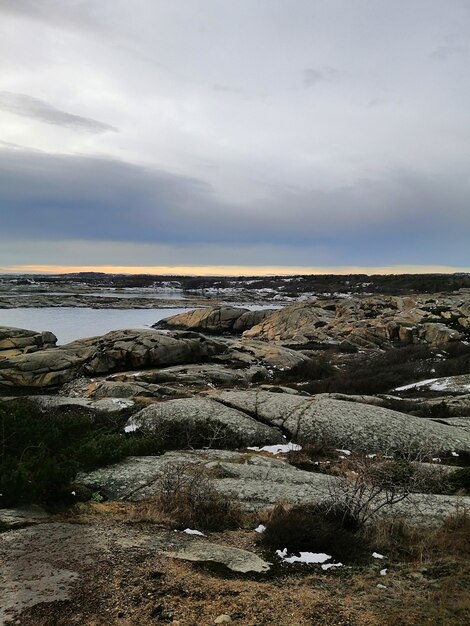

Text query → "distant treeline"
[2,272,470,295]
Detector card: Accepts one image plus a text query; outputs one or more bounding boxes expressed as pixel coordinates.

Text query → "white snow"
[111,398,134,407]
[380,568,388,576]
[451,451,460,457]
[337,449,351,456]
[182,528,205,536]
[322,562,343,570]
[372,552,386,559]
[254,525,266,534]
[376,584,387,589]
[395,378,439,391]
[247,442,302,454]
[124,423,139,433]
[276,549,331,564]
[395,377,470,393]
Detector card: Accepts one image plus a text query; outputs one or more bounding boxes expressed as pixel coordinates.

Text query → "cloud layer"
[0,0,469,270]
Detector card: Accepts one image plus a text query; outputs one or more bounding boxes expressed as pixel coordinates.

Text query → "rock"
[0,395,135,414]
[125,397,284,448]
[0,325,57,360]
[78,450,470,523]
[108,362,269,387]
[242,295,470,348]
[163,541,270,573]
[0,329,226,389]
[154,306,249,333]
[78,450,334,507]
[419,323,462,346]
[214,615,232,624]
[0,505,50,528]
[233,309,276,332]
[155,306,277,335]
[243,301,335,342]
[219,338,313,371]
[209,390,470,455]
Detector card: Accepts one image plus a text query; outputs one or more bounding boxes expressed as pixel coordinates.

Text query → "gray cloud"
[1,1,470,269]
[431,44,468,60]
[303,67,341,87]
[0,92,117,133]
[0,146,469,267]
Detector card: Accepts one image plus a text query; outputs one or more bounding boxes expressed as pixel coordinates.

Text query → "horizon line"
[1,264,470,277]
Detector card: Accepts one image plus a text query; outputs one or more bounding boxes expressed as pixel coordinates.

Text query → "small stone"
[214,615,232,624]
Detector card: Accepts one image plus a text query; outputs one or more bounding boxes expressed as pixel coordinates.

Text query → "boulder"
[0,326,57,360]
[154,306,249,333]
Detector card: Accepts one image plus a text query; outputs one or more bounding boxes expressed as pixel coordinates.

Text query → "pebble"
[214,615,232,624]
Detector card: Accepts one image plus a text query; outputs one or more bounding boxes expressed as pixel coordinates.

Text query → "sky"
[1,0,469,275]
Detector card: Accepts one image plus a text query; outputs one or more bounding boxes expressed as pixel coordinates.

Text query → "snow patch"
[247,443,302,455]
[254,525,266,534]
[124,423,139,433]
[182,528,205,536]
[276,549,331,564]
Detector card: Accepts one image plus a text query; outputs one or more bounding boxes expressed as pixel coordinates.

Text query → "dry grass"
[129,461,248,531]
[366,508,470,564]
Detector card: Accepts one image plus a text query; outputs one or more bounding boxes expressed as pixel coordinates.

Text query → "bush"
[449,467,470,494]
[0,399,163,507]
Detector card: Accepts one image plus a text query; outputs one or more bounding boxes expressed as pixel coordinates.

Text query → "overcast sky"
[1,0,469,274]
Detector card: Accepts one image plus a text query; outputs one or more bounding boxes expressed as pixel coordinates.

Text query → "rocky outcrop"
[242,294,470,348]
[0,326,56,360]
[154,306,275,334]
[0,395,135,414]
[209,390,470,455]
[125,398,284,448]
[78,449,469,523]
[78,449,334,507]
[0,329,226,389]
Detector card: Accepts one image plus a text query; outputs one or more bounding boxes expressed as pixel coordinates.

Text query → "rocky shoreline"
[1,291,470,624]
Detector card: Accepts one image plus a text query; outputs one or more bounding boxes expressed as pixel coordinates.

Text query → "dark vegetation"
[260,502,366,562]
[0,399,163,507]
[299,341,470,397]
[2,271,470,294]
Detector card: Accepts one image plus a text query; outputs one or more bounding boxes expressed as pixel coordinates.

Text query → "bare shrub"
[325,455,426,528]
[145,461,246,531]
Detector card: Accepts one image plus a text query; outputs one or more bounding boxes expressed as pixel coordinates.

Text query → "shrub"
[144,461,246,531]
[449,467,470,494]
[0,398,163,507]
[260,502,367,563]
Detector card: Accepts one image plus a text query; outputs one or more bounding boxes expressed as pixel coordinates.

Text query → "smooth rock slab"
[210,391,470,455]
[163,541,270,573]
[78,450,334,507]
[125,398,284,448]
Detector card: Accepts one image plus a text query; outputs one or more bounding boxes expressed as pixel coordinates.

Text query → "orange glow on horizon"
[1,264,469,276]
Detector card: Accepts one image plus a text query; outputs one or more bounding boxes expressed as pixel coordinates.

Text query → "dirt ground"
[1,505,469,626]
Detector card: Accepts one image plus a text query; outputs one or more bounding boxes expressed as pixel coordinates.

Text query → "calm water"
[0,304,276,345]
[0,307,189,345]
